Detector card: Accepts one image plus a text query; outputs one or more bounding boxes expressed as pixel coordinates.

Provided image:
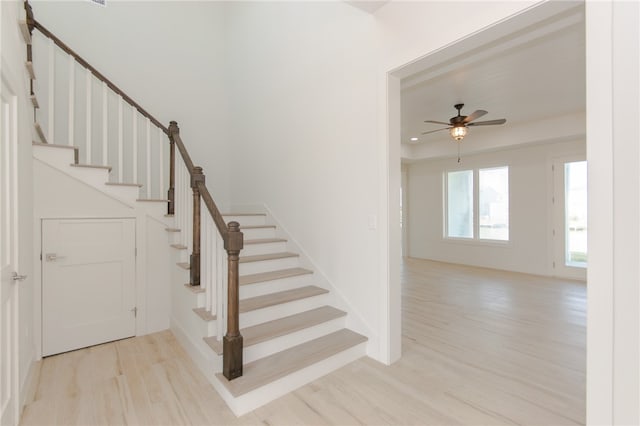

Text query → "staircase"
[22,1,368,417]
[168,211,367,414]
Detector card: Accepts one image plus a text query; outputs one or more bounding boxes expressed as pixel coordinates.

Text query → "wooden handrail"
[168,122,195,174]
[32,19,168,134]
[197,181,230,241]
[25,1,244,380]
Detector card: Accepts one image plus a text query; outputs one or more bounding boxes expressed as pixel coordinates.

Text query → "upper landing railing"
[24,1,244,380]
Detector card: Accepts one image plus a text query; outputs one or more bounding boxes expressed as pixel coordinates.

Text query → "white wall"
[30,1,231,207]
[406,139,585,276]
[225,1,382,354]
[1,0,36,412]
[224,0,539,362]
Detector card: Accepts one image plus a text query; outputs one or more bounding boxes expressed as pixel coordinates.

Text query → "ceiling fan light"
[450,125,467,141]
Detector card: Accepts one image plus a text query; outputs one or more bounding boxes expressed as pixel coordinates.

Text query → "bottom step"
[212,329,367,416]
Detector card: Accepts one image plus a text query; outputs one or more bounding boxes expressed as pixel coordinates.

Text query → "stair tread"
[184,283,205,294]
[240,285,327,313]
[32,142,77,150]
[34,122,47,143]
[106,182,143,187]
[240,225,276,230]
[26,61,35,80]
[176,262,190,270]
[239,252,298,264]
[216,329,367,397]
[244,238,287,245]
[171,243,188,250]
[223,213,267,216]
[165,228,181,232]
[204,306,346,355]
[240,267,313,286]
[71,163,112,171]
[193,307,216,322]
[137,198,169,202]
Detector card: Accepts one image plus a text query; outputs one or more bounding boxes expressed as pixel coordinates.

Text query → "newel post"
[190,167,204,286]
[223,221,244,380]
[167,121,177,215]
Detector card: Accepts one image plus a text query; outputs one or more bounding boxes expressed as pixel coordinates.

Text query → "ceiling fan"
[422,103,507,142]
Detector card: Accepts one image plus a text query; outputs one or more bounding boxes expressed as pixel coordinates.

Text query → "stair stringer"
[232,203,376,353]
[33,144,172,224]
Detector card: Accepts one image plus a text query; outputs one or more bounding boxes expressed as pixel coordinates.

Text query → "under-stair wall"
[32,149,174,357]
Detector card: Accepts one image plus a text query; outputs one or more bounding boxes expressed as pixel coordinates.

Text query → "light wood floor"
[20,258,586,425]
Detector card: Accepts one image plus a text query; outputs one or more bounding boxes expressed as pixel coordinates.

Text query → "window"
[446,166,509,241]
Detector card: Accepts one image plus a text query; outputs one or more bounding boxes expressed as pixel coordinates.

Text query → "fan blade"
[424,120,451,125]
[421,127,451,135]
[467,118,507,126]
[463,110,488,123]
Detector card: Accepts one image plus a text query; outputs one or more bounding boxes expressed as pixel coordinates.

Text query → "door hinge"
[552,261,556,268]
[135,247,137,257]
[131,307,138,317]
[39,253,42,261]
[552,164,555,172]
[552,229,556,236]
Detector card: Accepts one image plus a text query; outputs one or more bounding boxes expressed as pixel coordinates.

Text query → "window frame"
[444,165,510,244]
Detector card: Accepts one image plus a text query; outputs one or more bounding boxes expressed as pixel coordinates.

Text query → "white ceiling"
[401,5,585,158]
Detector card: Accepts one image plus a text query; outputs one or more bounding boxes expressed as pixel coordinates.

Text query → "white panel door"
[42,218,136,356]
[0,77,21,426]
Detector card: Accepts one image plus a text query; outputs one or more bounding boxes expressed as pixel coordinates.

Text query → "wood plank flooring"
[20,258,586,425]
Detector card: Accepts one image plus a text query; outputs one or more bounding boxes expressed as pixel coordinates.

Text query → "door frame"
[0,66,21,426]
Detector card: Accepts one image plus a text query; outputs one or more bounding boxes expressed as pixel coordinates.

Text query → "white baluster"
[146,118,151,198]
[132,109,138,183]
[68,55,74,147]
[85,70,92,164]
[48,38,54,144]
[102,81,107,166]
[118,96,123,182]
[158,127,164,197]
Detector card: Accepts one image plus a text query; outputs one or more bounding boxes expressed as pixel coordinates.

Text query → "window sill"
[442,237,511,248]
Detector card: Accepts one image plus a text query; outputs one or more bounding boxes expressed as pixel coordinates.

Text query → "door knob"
[12,272,27,281]
[45,253,65,262]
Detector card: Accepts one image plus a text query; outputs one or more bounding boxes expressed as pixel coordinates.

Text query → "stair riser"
[239,257,299,276]
[240,293,329,328]
[239,275,313,299]
[35,147,111,190]
[241,241,288,257]
[33,144,75,169]
[241,316,346,364]
[104,185,139,202]
[138,201,170,217]
[66,167,112,190]
[240,228,276,240]
[223,215,267,227]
